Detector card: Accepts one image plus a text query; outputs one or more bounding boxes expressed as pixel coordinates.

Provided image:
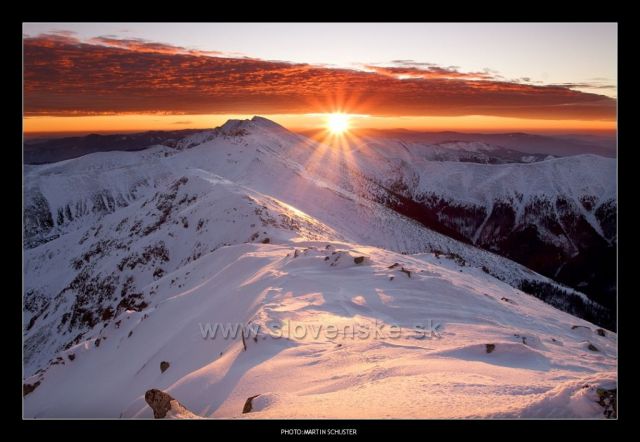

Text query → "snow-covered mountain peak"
[250,115,288,130]
[216,116,289,137]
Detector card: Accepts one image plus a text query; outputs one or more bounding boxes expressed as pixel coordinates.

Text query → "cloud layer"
[24,34,616,120]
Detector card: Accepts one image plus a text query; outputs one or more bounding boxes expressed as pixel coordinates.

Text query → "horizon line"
[23,125,618,140]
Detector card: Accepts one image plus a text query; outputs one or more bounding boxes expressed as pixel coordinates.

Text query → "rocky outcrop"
[242,394,261,414]
[145,389,200,419]
[597,388,616,419]
[23,381,41,397]
[145,389,173,418]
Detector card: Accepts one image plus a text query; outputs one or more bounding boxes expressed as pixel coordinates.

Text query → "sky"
[23,23,617,135]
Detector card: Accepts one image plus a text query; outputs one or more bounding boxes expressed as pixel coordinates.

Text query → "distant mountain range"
[310,128,617,158]
[25,127,616,165]
[24,129,207,164]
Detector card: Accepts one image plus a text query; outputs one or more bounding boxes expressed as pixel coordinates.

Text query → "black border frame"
[11,11,632,438]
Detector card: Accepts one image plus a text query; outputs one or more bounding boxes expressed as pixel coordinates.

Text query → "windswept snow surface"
[24,241,617,419]
[23,117,616,419]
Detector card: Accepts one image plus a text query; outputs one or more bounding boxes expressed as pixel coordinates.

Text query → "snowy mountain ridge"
[23,117,617,418]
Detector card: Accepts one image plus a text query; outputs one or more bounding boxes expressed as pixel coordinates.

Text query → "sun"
[326,113,351,134]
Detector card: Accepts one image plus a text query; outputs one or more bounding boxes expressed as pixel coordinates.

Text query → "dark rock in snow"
[144,388,199,419]
[353,256,365,264]
[485,344,496,354]
[145,389,174,418]
[596,388,616,418]
[23,381,41,396]
[572,325,591,331]
[160,361,170,373]
[242,394,261,413]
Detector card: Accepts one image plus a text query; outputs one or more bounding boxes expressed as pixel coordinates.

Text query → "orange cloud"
[364,63,494,80]
[23,34,616,121]
[88,36,226,57]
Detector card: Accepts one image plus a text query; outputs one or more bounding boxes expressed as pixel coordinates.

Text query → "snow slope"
[23,117,617,418]
[24,239,617,418]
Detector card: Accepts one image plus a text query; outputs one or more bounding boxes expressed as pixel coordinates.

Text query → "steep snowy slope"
[338,140,616,311]
[24,170,342,372]
[23,117,617,418]
[24,146,177,248]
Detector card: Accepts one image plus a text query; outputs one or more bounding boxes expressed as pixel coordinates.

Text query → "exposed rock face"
[361,156,616,326]
[383,190,616,309]
[160,361,170,373]
[145,389,173,418]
